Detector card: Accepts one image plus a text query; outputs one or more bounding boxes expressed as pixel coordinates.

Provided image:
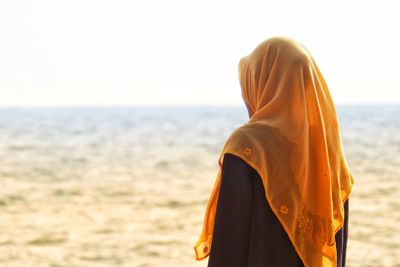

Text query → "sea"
[0,105,399,267]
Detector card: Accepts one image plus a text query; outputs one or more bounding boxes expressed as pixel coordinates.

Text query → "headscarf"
[194,36,355,267]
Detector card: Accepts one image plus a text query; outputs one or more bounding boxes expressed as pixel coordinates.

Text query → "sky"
[0,0,399,107]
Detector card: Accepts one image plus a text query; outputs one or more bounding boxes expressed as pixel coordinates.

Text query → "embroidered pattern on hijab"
[193,36,354,267]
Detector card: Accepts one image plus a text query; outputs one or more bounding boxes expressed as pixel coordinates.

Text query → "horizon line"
[0,102,399,109]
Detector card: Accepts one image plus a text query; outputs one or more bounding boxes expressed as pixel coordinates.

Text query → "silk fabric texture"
[194,37,354,267]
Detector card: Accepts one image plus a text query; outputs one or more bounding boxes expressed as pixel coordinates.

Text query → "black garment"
[207,153,349,267]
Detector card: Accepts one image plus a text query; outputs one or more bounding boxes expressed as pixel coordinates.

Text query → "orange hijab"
[194,37,354,267]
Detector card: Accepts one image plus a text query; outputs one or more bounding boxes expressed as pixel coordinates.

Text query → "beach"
[0,105,399,267]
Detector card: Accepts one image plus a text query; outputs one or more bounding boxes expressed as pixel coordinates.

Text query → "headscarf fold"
[194,37,354,267]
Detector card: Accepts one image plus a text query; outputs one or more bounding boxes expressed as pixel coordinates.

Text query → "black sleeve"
[207,153,255,267]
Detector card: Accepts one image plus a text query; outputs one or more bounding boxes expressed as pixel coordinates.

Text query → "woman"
[194,37,355,267]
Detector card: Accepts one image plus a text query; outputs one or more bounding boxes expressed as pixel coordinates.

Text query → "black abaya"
[207,153,349,267]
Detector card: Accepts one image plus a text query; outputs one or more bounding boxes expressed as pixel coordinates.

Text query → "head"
[238,37,315,120]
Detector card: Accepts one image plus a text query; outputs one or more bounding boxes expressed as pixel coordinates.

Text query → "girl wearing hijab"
[194,37,355,267]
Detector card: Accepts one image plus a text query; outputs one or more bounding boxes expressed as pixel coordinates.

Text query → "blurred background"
[0,0,399,266]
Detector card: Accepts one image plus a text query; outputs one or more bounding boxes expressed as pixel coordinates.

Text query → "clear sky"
[0,0,399,107]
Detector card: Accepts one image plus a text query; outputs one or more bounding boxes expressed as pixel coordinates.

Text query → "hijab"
[194,37,354,267]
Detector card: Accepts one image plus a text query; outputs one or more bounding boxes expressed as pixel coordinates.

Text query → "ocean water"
[0,105,399,267]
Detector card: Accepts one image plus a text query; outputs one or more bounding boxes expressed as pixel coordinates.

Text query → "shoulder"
[220,123,261,163]
[219,123,273,180]
[222,122,284,159]
[224,122,270,146]
[225,124,252,141]
[221,125,253,153]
